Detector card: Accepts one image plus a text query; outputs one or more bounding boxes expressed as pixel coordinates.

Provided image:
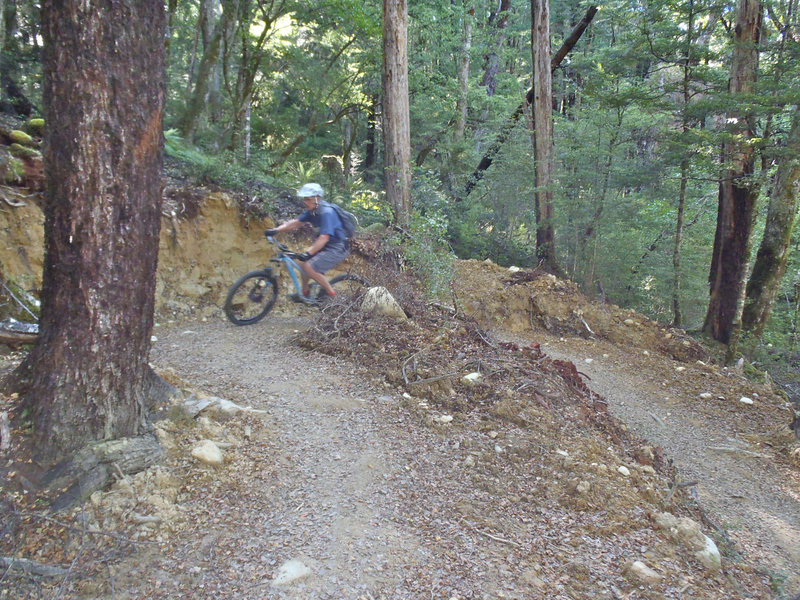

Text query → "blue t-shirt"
[299,202,346,244]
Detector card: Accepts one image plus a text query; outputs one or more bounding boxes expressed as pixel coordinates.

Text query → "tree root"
[42,434,163,512]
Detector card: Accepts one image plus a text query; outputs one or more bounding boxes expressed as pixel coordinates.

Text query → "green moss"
[9,143,41,160]
[9,129,34,146]
[0,150,24,183]
[24,118,45,136]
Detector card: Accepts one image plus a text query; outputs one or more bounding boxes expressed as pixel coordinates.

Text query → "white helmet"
[297,183,324,198]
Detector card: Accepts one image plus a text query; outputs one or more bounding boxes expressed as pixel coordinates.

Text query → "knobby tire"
[224,270,278,325]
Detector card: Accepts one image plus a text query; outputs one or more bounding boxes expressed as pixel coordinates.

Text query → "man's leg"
[300,261,335,295]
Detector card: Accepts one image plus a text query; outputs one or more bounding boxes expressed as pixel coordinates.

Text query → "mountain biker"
[264,183,349,303]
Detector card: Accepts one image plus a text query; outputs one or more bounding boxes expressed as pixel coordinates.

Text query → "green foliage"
[387,174,456,300]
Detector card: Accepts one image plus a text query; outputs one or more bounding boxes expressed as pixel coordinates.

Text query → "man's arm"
[307,234,330,256]
[273,218,304,233]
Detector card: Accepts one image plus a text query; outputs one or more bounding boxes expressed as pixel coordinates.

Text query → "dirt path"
[141,316,545,599]
[100,312,798,600]
[528,332,800,593]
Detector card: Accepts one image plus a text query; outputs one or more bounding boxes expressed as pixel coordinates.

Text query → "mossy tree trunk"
[742,107,800,336]
[9,0,166,466]
[703,0,762,345]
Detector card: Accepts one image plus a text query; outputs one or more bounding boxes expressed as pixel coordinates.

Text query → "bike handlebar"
[265,235,303,259]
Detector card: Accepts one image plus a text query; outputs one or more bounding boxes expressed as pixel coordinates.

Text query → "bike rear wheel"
[327,273,369,299]
[224,270,278,325]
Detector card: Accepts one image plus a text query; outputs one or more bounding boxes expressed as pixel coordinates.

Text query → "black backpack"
[321,200,358,241]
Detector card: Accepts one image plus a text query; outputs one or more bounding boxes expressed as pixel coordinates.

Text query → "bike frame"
[266,236,307,295]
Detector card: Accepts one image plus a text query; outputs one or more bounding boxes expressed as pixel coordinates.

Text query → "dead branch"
[0,411,10,450]
[0,556,70,578]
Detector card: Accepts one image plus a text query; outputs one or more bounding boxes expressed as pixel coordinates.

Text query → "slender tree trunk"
[11,0,166,465]
[672,0,696,328]
[480,0,511,96]
[179,1,233,142]
[383,0,411,226]
[364,94,378,182]
[742,107,800,335]
[530,0,557,270]
[703,0,763,345]
[673,161,687,327]
[454,1,473,143]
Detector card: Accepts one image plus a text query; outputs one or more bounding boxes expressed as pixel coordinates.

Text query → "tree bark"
[464,5,597,196]
[383,0,411,226]
[530,0,557,270]
[703,0,762,344]
[480,0,512,97]
[742,106,800,336]
[10,0,166,465]
[454,1,473,143]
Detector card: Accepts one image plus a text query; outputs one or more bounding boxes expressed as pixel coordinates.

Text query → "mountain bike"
[224,235,369,325]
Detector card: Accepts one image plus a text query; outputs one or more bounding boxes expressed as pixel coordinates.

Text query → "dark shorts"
[309,242,349,274]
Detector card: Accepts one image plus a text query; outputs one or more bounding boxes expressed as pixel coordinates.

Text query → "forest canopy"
[1,0,799,386]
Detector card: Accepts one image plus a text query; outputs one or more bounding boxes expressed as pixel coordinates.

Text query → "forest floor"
[2,266,799,599]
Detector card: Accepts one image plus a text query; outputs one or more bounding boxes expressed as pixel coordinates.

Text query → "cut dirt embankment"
[1,187,799,598]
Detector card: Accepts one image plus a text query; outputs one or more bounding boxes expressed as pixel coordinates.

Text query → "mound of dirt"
[454,259,707,363]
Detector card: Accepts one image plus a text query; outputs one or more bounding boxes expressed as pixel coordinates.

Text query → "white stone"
[508,265,521,273]
[628,560,662,584]
[273,559,311,585]
[699,392,713,399]
[695,535,722,571]
[361,286,407,320]
[436,415,453,424]
[617,465,631,476]
[462,372,482,385]
[675,366,686,372]
[191,440,223,466]
[739,396,754,405]
[624,319,636,326]
[584,358,594,364]
[576,481,591,495]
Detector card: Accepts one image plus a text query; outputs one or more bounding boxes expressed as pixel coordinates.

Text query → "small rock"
[627,560,662,584]
[576,481,591,495]
[617,465,631,476]
[675,366,686,372]
[436,415,453,424]
[461,372,482,385]
[584,358,594,364]
[624,319,636,326]
[361,286,407,320]
[739,396,754,405]
[695,535,722,571]
[508,265,521,273]
[191,440,223,466]
[699,392,713,399]
[463,455,476,467]
[273,559,311,585]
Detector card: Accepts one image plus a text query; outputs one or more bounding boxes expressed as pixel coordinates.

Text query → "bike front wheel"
[224,270,278,325]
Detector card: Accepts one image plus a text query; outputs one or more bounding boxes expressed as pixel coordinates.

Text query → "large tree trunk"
[703,0,762,344]
[383,0,411,226]
[530,0,557,270]
[10,0,166,465]
[742,106,800,336]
